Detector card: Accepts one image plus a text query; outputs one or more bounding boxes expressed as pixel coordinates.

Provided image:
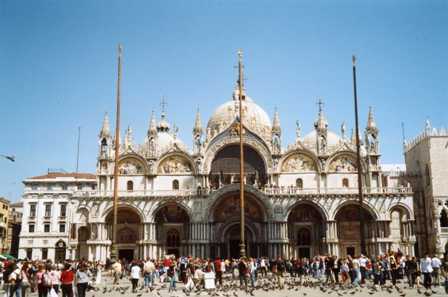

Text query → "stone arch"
[203,126,273,174]
[206,184,273,221]
[148,200,192,223]
[330,199,379,221]
[326,151,367,173]
[156,152,196,175]
[76,207,89,225]
[102,203,145,223]
[286,200,329,222]
[388,204,412,221]
[118,153,149,175]
[279,149,320,173]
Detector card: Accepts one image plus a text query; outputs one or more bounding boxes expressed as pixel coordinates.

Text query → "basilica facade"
[19,63,417,262]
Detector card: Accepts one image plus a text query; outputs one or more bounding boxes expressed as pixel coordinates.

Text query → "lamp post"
[352,55,366,255]
[237,50,246,258]
[110,44,122,260]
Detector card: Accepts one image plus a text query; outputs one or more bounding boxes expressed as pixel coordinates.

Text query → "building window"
[342,178,349,188]
[60,203,67,217]
[425,164,431,186]
[30,204,36,217]
[44,224,50,233]
[172,180,179,190]
[441,209,448,228]
[31,184,38,191]
[42,248,48,260]
[26,248,32,260]
[127,180,134,192]
[59,223,65,233]
[47,184,53,191]
[62,184,68,191]
[44,204,52,217]
[77,184,83,190]
[29,224,35,233]
[92,184,97,190]
[296,178,303,189]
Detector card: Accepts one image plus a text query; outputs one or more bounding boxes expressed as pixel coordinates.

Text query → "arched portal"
[288,203,326,258]
[154,203,190,257]
[211,191,267,258]
[105,207,142,261]
[335,204,375,257]
[55,240,66,262]
[77,226,89,260]
[210,144,267,188]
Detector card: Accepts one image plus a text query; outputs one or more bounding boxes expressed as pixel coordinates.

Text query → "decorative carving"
[119,159,144,175]
[158,156,192,174]
[282,154,316,172]
[328,156,357,172]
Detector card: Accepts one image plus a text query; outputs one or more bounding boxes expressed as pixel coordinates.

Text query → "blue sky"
[1,0,447,201]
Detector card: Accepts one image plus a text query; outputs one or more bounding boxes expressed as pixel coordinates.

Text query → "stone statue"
[296,120,302,140]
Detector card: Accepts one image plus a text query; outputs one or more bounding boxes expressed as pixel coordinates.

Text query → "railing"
[441,227,448,233]
[73,185,412,198]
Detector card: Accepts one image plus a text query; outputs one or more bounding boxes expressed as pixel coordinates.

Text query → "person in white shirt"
[130,262,141,293]
[143,259,156,291]
[431,256,442,286]
[420,255,433,291]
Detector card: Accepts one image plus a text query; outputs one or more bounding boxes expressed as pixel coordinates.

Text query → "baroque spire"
[100,112,111,138]
[124,126,133,149]
[314,98,328,132]
[366,106,378,133]
[148,110,157,137]
[193,108,203,137]
[272,108,281,135]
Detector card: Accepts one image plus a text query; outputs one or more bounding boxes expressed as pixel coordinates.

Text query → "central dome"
[206,89,272,141]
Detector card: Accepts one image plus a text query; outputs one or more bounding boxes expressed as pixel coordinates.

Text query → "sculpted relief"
[282,154,316,172]
[158,156,193,174]
[328,156,357,172]
[119,159,144,175]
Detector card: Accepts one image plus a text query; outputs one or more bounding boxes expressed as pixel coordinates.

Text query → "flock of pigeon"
[89,276,442,297]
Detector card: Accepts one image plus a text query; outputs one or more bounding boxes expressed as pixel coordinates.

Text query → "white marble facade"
[19,63,417,262]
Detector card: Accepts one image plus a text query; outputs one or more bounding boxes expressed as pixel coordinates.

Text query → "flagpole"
[238,49,246,258]
[352,55,366,255]
[110,44,122,260]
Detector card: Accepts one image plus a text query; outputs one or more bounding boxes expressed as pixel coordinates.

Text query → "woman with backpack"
[8,263,22,297]
[35,264,48,297]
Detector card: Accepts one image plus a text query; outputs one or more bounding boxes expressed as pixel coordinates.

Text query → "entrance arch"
[105,207,142,261]
[55,240,66,262]
[211,191,267,257]
[335,204,375,257]
[287,202,326,258]
[154,203,190,257]
[209,144,267,188]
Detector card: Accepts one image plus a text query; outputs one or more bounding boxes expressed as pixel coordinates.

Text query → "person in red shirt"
[60,263,74,297]
[214,258,223,287]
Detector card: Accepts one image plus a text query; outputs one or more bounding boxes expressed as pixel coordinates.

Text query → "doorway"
[119,249,134,261]
[346,247,355,257]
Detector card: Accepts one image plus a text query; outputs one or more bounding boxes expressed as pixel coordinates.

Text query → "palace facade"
[19,60,417,262]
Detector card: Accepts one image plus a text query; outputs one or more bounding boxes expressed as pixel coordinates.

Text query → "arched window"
[425,164,431,186]
[342,178,349,188]
[100,138,107,154]
[297,228,311,246]
[441,209,448,228]
[127,180,134,192]
[296,178,303,189]
[172,180,179,190]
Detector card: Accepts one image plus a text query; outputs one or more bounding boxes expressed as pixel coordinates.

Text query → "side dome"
[302,130,342,149]
[206,89,272,142]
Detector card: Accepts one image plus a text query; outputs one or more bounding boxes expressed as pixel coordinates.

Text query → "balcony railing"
[74,185,412,198]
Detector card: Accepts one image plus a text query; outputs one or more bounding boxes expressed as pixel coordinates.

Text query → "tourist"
[48,265,60,294]
[420,254,433,292]
[238,258,248,290]
[143,258,155,291]
[130,261,141,293]
[75,265,90,297]
[60,263,74,297]
[111,260,122,285]
[167,264,177,293]
[8,263,22,297]
[20,263,31,297]
[248,258,257,287]
[431,255,441,286]
[35,264,47,297]
[214,258,223,287]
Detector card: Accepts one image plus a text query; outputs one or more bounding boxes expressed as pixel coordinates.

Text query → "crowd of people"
[1,251,447,297]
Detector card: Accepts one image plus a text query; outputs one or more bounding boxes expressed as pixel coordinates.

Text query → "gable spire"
[100,112,111,138]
